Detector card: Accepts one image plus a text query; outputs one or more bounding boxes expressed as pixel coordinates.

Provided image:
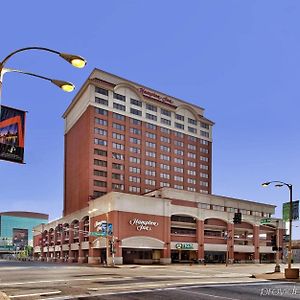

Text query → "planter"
[285,268,299,279]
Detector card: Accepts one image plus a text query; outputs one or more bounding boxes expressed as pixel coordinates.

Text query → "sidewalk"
[254,272,300,283]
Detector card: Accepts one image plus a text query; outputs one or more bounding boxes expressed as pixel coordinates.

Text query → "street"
[0,260,299,299]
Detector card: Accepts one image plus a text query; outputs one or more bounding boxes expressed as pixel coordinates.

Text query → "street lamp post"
[262,180,299,279]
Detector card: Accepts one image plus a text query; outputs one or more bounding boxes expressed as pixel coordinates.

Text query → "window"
[146,113,157,121]
[129,186,141,193]
[200,156,209,162]
[187,178,196,184]
[129,166,141,173]
[174,140,184,147]
[160,173,170,179]
[113,102,126,111]
[145,179,156,186]
[188,152,196,159]
[113,112,125,121]
[130,137,141,145]
[129,156,141,164]
[94,170,107,177]
[160,182,170,187]
[94,128,107,136]
[200,122,209,129]
[187,161,196,167]
[174,176,184,182]
[161,108,171,117]
[201,130,209,138]
[130,108,142,116]
[112,123,125,131]
[188,118,197,125]
[175,123,184,130]
[174,157,184,164]
[200,172,209,178]
[130,128,141,135]
[94,138,107,146]
[112,152,124,160]
[212,205,224,212]
[175,114,184,121]
[160,163,170,170]
[112,183,124,190]
[112,132,125,140]
[112,173,124,180]
[146,132,156,139]
[187,187,196,192]
[200,203,210,209]
[188,127,197,133]
[200,190,209,194]
[130,98,142,107]
[174,149,184,156]
[200,148,209,154]
[129,147,141,154]
[146,103,157,112]
[146,123,156,130]
[174,184,184,190]
[174,131,184,138]
[200,181,209,187]
[113,92,126,101]
[95,97,108,106]
[146,151,156,158]
[200,164,209,170]
[94,159,107,167]
[93,191,106,198]
[188,144,196,150]
[95,107,108,115]
[160,154,170,161]
[112,163,124,170]
[187,170,196,176]
[161,118,171,125]
[130,118,141,125]
[145,170,156,176]
[160,136,170,143]
[95,118,107,126]
[146,141,156,148]
[188,135,197,142]
[94,180,107,187]
[95,87,108,96]
[174,166,183,173]
[94,149,107,156]
[160,145,170,152]
[200,139,209,145]
[145,160,156,167]
[161,127,171,134]
[112,143,124,150]
[129,176,141,183]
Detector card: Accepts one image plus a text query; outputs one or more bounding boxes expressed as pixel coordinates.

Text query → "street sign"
[260,218,271,224]
[282,200,299,221]
[89,232,106,237]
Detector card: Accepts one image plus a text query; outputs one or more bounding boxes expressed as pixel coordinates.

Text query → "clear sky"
[1,0,299,237]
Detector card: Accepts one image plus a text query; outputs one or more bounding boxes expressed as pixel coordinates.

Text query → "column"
[68,224,75,263]
[78,220,85,264]
[227,223,234,263]
[197,219,205,261]
[253,225,260,263]
[160,216,171,264]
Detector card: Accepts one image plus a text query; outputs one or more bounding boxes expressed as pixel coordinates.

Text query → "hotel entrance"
[171,242,198,263]
[122,248,161,264]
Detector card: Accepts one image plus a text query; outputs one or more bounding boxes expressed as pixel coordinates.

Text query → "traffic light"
[271,235,278,251]
[233,212,242,224]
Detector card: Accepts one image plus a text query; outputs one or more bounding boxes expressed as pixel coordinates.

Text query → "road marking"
[9,291,61,298]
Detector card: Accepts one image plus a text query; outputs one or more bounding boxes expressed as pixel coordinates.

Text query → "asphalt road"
[0,260,299,299]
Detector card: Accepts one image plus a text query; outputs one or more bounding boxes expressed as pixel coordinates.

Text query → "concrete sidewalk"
[254,272,300,282]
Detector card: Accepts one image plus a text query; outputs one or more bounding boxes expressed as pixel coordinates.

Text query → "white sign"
[129,218,159,231]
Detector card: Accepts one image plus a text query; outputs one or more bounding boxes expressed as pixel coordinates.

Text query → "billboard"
[282,200,299,221]
[12,228,28,250]
[0,105,26,163]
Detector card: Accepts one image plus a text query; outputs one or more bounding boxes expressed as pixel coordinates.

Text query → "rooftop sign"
[139,88,173,105]
[129,218,159,231]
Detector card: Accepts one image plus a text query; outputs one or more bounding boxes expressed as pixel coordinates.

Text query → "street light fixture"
[261,180,299,279]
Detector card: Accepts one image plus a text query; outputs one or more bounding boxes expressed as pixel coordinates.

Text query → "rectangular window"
[160,173,170,179]
[112,152,124,160]
[200,156,209,162]
[130,98,142,107]
[112,123,125,131]
[146,113,157,121]
[95,97,108,106]
[200,148,209,154]
[94,149,107,156]
[187,170,196,175]
[130,137,141,145]
[188,135,197,142]
[94,128,107,136]
[161,108,171,117]
[188,126,197,133]
[175,123,184,130]
[174,140,184,147]
[160,182,170,187]
[187,178,196,184]
[160,163,170,170]
[187,187,196,192]
[174,166,183,173]
[200,172,209,178]
[129,176,141,183]
[112,163,124,170]
[160,127,171,134]
[200,181,209,187]
[146,103,157,112]
[95,118,107,126]
[200,139,209,145]
[129,186,141,193]
[112,173,124,180]
[93,191,106,198]
[145,160,156,167]
[113,112,125,121]
[113,102,126,111]
[174,184,183,190]
[200,164,209,170]
[94,180,107,187]
[112,143,124,150]
[130,118,141,125]
[174,131,184,138]
[146,141,156,148]
[130,108,142,116]
[174,149,184,156]
[188,152,196,159]
[160,154,170,161]
[160,136,170,143]
[200,122,209,129]
[112,132,125,140]
[129,156,141,164]
[201,130,209,138]
[112,183,124,190]
[94,138,107,146]
[175,114,184,121]
[187,161,196,167]
[129,146,141,154]
[188,144,196,150]
[113,92,126,101]
[95,107,108,115]
[146,151,156,158]
[95,87,108,96]
[145,170,156,176]
[129,166,141,173]
[145,178,156,186]
[174,158,184,164]
[94,170,107,177]
[146,123,156,130]
[161,118,171,126]
[130,127,141,135]
[146,132,156,139]
[160,145,170,152]
[188,118,197,125]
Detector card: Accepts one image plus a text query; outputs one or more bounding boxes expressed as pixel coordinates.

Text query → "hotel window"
[188,152,196,159]
[129,147,141,154]
[146,113,157,121]
[200,156,209,162]
[160,136,170,143]
[188,118,197,125]
[94,138,107,146]
[200,190,209,194]
[112,123,125,131]
[145,160,156,167]
[160,154,170,161]
[94,170,107,177]
[187,187,196,192]
[95,107,108,115]
[94,159,107,167]
[145,141,156,148]
[130,98,142,107]
[112,143,124,150]
[188,144,196,150]
[187,178,196,184]
[174,176,184,182]
[174,140,184,147]
[113,112,125,121]
[113,102,126,111]
[95,87,108,96]
[160,173,170,179]
[129,166,141,173]
[130,118,141,125]
[200,203,210,209]
[175,123,184,130]
[94,180,107,187]
[129,156,141,164]
[160,163,170,170]
[93,191,106,198]
[112,173,124,180]
[161,108,171,117]
[227,207,235,213]
[146,132,156,139]
[94,149,107,156]
[130,137,141,145]
[160,182,170,187]
[174,158,184,164]
[94,128,107,136]
[145,170,156,176]
[200,181,209,187]
[174,166,183,173]
[129,186,141,193]
[174,184,183,190]
[112,163,124,170]
[146,123,156,130]
[200,139,209,145]
[201,130,209,138]
[188,135,197,142]
[160,127,171,134]
[174,132,184,138]
[113,92,126,101]
[200,164,209,170]
[161,118,171,126]
[112,183,124,190]
[200,172,209,178]
[160,145,170,152]
[112,132,125,140]
[130,128,141,135]
[200,122,209,129]
[112,152,124,160]
[95,118,107,126]
[129,176,141,183]
[187,170,196,176]
[146,151,156,158]
[188,161,196,167]
[95,97,108,106]
[175,114,184,121]
[188,127,197,134]
[200,148,209,154]
[130,108,142,116]
[145,179,156,186]
[174,149,184,156]
[146,103,157,112]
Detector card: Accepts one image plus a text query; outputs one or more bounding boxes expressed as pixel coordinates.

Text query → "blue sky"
[0,1,299,236]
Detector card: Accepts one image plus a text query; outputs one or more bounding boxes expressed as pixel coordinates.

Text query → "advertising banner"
[282,200,299,221]
[0,105,26,164]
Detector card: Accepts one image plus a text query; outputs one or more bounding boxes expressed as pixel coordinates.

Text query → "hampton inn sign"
[129,218,159,231]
